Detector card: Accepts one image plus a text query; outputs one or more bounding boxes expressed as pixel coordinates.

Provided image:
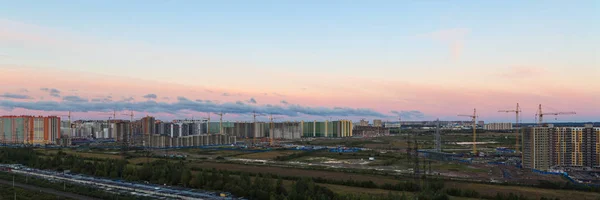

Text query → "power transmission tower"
[435,119,441,152]
[413,132,419,179]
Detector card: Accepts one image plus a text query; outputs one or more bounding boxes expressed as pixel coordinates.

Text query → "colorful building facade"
[0,116,61,145]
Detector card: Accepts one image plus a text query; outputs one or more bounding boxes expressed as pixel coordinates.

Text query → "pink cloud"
[0,65,597,122]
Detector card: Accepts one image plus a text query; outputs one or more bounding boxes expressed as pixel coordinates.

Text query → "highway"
[1,164,237,200]
[0,179,101,200]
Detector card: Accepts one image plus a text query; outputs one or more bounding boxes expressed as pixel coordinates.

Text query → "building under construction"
[352,126,389,137]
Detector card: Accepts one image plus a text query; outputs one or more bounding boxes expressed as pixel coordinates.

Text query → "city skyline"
[1,1,598,122]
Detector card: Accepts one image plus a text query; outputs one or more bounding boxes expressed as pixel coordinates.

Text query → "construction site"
[2,103,600,199]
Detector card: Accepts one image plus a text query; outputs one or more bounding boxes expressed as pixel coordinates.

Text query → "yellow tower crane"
[536,104,576,125]
[214,112,225,134]
[498,103,522,154]
[55,111,72,139]
[458,108,478,154]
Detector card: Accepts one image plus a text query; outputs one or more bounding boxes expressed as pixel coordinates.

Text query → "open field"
[127,157,159,164]
[38,149,123,160]
[174,149,250,157]
[193,161,600,200]
[431,162,487,173]
[447,182,600,200]
[235,150,297,160]
[298,132,518,153]
[191,162,399,185]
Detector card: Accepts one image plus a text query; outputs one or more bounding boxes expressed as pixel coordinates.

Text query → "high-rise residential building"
[301,120,353,138]
[581,125,598,167]
[551,127,582,167]
[373,119,382,127]
[522,127,552,170]
[0,116,61,145]
[477,121,485,127]
[114,121,131,143]
[141,116,156,135]
[156,122,170,136]
[170,123,180,138]
[523,126,600,171]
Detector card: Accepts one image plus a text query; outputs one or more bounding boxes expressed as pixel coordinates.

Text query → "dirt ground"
[192,162,399,185]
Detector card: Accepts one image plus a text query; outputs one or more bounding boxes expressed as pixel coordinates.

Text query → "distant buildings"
[141,116,155,135]
[359,119,369,126]
[373,119,383,127]
[302,120,353,137]
[0,116,61,145]
[383,121,401,128]
[353,126,389,137]
[522,125,600,171]
[484,123,513,131]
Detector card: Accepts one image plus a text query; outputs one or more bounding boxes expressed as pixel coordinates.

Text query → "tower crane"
[458,108,478,154]
[498,103,522,153]
[214,112,225,134]
[252,111,265,145]
[268,114,280,146]
[99,110,117,139]
[55,111,73,139]
[536,104,576,125]
[202,113,211,134]
[121,111,134,146]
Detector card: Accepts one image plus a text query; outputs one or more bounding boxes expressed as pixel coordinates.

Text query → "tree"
[181,168,192,187]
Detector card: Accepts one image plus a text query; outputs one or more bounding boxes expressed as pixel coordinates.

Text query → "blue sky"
[0,0,598,122]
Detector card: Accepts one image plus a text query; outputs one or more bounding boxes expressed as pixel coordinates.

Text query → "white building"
[484,123,513,130]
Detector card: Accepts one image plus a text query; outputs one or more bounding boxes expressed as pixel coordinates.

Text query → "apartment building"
[0,116,61,145]
[141,116,156,135]
[522,127,552,170]
[301,120,353,138]
[523,125,600,171]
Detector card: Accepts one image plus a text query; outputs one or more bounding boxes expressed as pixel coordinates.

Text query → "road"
[0,179,101,200]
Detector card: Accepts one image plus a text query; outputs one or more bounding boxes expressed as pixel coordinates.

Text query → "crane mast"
[458,108,477,154]
[252,111,265,145]
[122,111,134,146]
[498,103,521,154]
[215,112,225,134]
[268,114,280,146]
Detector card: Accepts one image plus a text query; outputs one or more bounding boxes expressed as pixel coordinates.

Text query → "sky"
[0,0,598,123]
